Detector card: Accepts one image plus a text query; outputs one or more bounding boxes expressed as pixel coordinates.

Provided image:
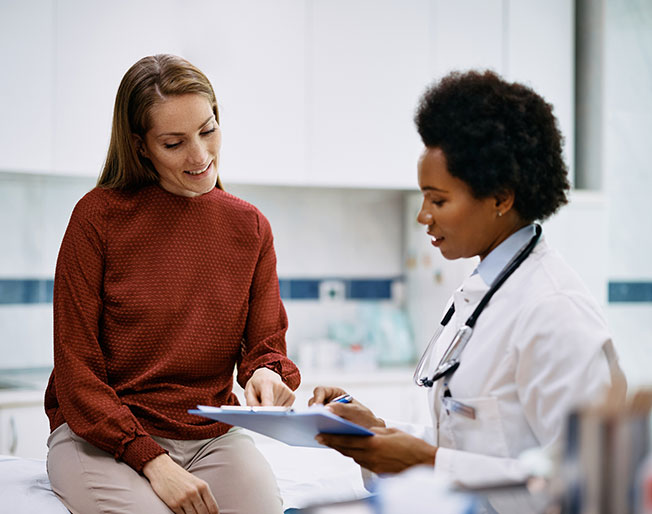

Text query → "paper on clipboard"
[188,405,374,448]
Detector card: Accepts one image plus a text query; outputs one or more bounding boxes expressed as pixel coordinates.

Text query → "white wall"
[603,0,652,388]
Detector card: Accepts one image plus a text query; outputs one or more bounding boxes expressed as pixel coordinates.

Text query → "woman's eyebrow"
[157,115,215,137]
[421,186,448,193]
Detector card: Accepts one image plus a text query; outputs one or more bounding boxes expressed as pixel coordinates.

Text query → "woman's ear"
[132,134,149,159]
[494,189,515,217]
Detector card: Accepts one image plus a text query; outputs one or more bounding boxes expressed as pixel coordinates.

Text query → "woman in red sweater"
[44,54,300,514]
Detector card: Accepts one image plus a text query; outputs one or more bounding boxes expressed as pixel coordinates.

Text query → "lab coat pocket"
[443,396,509,458]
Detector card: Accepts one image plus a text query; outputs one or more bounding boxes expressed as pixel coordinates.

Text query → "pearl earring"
[497,211,503,217]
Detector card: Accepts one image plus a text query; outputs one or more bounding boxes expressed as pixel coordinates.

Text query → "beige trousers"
[46,423,284,514]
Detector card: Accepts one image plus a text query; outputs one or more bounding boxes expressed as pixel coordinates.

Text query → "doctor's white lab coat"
[401,237,626,489]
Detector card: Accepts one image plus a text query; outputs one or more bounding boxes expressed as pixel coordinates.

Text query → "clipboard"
[188,405,374,448]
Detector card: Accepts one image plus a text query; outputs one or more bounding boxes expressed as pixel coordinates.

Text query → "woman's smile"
[185,161,213,176]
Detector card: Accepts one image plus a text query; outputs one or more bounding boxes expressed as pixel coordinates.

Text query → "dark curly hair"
[414,70,570,222]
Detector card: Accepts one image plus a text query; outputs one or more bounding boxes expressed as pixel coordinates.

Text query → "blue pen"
[329,393,353,404]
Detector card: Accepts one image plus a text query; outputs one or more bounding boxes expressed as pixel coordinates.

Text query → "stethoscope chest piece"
[420,359,460,387]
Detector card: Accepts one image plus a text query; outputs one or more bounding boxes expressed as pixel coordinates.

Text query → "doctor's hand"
[309,385,349,405]
[316,427,437,475]
[309,386,385,429]
[143,454,219,514]
[244,367,295,407]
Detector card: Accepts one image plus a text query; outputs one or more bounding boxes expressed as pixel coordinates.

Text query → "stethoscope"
[413,224,542,388]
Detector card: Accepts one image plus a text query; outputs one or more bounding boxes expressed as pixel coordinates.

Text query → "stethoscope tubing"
[414,224,542,388]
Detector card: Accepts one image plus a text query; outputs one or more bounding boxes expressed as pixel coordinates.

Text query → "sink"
[0,379,36,390]
[0,367,51,391]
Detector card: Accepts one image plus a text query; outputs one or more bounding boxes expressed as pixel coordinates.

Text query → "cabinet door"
[52,0,183,176]
[0,0,55,173]
[182,0,308,187]
[431,0,504,77]
[308,0,432,189]
[506,0,575,178]
[0,404,51,459]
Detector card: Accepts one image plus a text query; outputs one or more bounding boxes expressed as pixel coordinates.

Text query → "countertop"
[0,366,419,406]
[0,367,50,406]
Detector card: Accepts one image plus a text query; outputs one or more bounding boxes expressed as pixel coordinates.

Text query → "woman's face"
[140,93,221,197]
[416,147,508,261]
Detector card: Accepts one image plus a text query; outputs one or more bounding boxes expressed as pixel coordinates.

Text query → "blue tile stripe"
[608,281,652,303]
[279,278,397,300]
[0,279,54,305]
[348,279,393,300]
[2,279,651,303]
[0,278,397,304]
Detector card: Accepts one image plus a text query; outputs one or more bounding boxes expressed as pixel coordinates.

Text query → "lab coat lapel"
[452,273,489,328]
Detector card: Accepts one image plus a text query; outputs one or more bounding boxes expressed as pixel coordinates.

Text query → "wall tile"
[0,305,53,369]
[227,185,405,277]
[606,304,652,389]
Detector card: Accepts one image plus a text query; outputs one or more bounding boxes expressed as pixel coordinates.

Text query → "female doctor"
[311,70,626,490]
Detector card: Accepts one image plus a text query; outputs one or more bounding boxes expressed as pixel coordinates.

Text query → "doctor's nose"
[417,208,433,226]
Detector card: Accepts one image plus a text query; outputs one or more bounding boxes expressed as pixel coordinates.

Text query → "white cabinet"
[52,0,183,176]
[0,392,50,459]
[0,0,55,174]
[506,0,575,179]
[183,1,308,187]
[51,0,308,185]
[0,1,574,189]
[307,0,431,189]
[431,0,504,76]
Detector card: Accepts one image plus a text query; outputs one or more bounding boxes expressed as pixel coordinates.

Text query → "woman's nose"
[187,139,208,166]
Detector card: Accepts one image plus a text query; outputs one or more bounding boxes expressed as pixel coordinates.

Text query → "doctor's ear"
[493,190,515,218]
[132,135,149,159]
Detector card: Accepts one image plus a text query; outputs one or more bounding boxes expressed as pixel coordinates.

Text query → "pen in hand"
[328,393,353,405]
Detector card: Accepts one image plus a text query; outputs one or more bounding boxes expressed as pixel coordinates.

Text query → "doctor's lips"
[428,232,444,247]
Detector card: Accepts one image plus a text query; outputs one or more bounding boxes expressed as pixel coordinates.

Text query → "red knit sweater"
[44,185,300,472]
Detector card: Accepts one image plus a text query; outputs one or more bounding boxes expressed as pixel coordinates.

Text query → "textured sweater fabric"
[44,184,300,472]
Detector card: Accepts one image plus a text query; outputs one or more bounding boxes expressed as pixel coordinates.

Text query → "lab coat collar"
[475,224,538,287]
[455,224,539,323]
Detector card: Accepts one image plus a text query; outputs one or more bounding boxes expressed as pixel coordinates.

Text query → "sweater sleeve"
[236,211,301,391]
[52,194,167,472]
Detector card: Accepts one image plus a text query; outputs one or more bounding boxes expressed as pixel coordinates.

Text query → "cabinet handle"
[9,416,18,455]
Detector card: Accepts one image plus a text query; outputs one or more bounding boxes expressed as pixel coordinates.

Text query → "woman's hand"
[309,386,385,430]
[244,367,295,406]
[143,454,219,514]
[316,427,437,475]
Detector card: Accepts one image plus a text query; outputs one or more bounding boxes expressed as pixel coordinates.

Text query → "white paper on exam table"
[188,405,374,448]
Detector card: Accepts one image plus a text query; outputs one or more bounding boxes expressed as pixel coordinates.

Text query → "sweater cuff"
[120,435,168,473]
[262,360,301,390]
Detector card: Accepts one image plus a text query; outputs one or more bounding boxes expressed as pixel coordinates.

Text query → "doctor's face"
[416,147,504,261]
[139,93,221,197]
